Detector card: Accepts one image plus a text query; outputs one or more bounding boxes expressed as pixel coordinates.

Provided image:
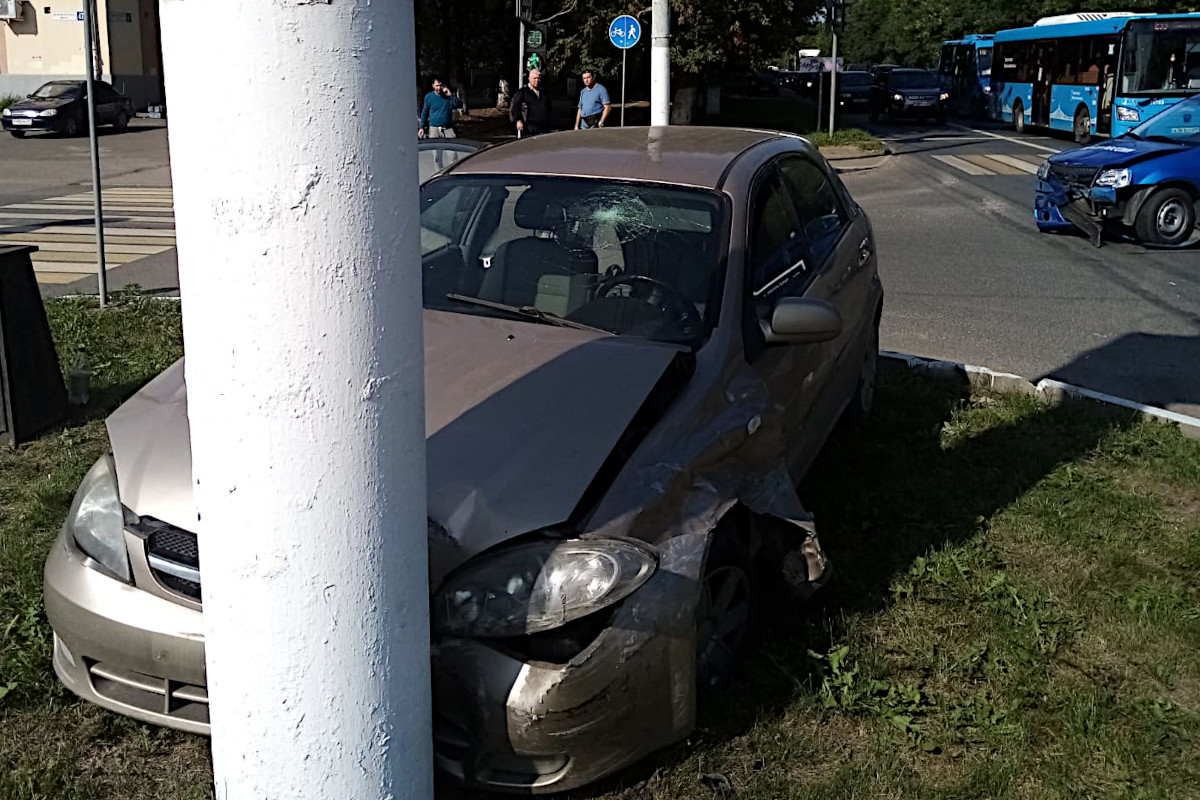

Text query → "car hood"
[107,310,687,571]
[9,97,74,112]
[1049,136,1192,169]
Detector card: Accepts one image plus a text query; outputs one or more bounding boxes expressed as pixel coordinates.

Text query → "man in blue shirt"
[574,70,611,130]
[419,77,463,138]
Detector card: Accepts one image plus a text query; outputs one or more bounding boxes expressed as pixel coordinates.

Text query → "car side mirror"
[761,297,842,345]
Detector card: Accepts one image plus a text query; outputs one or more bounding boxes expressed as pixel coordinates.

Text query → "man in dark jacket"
[509,69,553,137]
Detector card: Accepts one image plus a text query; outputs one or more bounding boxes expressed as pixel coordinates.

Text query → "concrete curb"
[881,351,1200,441]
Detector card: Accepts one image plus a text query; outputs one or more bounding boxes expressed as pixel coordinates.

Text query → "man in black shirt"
[509,69,554,137]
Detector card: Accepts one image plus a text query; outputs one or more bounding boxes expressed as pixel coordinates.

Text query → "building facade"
[1,0,164,109]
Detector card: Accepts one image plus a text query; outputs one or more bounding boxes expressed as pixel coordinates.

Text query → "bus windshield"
[1121,18,1200,95]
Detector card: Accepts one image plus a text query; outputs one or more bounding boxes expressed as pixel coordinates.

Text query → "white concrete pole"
[158,1,432,798]
[829,33,839,136]
[651,0,670,125]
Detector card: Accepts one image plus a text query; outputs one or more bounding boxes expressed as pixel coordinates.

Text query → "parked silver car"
[45,127,883,794]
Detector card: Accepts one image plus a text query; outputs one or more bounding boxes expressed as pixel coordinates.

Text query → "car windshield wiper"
[444,293,613,335]
[1141,134,1180,144]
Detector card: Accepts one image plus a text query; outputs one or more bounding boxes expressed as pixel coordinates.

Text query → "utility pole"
[80,0,106,306]
[829,33,839,136]
[650,0,670,125]
[158,1,432,798]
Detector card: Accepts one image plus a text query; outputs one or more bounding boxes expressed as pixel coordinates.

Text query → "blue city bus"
[991,12,1200,142]
[938,35,994,117]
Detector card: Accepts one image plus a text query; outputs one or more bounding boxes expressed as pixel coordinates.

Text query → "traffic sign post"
[608,14,641,127]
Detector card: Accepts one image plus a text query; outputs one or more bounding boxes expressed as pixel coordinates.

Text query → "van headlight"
[1115,106,1140,123]
[65,455,131,583]
[433,538,656,637]
[893,93,904,102]
[1094,168,1131,189]
[940,92,950,101]
[1037,160,1051,180]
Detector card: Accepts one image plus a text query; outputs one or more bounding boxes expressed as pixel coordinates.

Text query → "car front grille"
[1049,163,1099,194]
[87,659,209,726]
[136,517,202,603]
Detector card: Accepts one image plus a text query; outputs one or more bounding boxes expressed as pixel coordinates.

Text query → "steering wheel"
[589,274,704,340]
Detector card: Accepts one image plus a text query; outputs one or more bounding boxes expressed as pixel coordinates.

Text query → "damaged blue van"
[1035,93,1200,247]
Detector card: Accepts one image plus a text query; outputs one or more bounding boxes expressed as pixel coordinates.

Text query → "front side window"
[977,47,994,76]
[777,158,848,267]
[748,171,804,297]
[1121,19,1200,95]
[420,176,728,346]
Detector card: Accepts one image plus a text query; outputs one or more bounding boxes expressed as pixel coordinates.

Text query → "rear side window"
[777,157,848,266]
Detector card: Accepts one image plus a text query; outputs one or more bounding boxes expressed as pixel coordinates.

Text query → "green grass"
[808,127,886,152]
[708,95,884,151]
[0,94,20,113]
[2,298,1199,799]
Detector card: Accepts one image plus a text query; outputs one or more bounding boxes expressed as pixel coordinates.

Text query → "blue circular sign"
[609,15,641,50]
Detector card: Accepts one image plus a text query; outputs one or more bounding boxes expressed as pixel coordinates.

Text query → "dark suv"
[870,68,948,124]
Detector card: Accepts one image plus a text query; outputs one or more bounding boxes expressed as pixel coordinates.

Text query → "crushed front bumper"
[45,525,711,794]
[1035,176,1127,244]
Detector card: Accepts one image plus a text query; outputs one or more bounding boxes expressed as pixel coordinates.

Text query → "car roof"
[447,127,787,190]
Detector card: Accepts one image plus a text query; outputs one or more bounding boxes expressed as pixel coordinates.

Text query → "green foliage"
[0,95,20,113]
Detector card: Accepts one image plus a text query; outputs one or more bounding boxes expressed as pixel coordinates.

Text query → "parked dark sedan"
[837,70,874,115]
[870,68,949,123]
[1,80,134,138]
[1036,93,1200,247]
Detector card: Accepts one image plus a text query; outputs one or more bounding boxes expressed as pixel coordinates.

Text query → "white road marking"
[948,123,1063,154]
[985,153,1042,174]
[931,155,994,175]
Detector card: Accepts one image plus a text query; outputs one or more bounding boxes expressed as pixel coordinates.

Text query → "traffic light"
[827,0,851,32]
[525,24,548,72]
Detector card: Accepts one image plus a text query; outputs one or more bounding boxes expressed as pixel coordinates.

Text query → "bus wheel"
[1073,107,1092,145]
[1012,100,1025,134]
[1135,188,1196,247]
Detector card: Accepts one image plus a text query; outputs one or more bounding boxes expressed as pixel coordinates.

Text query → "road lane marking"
[931,155,995,175]
[948,123,1063,154]
[986,153,1043,174]
[963,155,1024,175]
[0,187,175,285]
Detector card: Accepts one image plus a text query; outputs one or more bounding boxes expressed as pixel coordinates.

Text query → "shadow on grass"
[535,365,1143,800]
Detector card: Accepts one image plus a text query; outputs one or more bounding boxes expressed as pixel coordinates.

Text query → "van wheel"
[1013,100,1025,134]
[1135,188,1196,247]
[1073,107,1092,144]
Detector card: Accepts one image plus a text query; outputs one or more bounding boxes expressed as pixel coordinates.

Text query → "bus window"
[939,45,955,75]
[977,47,993,77]
[1122,18,1200,94]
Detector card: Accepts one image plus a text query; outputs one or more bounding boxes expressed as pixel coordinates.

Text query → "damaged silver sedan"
[43,127,883,793]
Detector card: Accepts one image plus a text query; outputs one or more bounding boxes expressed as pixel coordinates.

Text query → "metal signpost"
[827,0,852,137]
[80,0,107,305]
[608,14,641,126]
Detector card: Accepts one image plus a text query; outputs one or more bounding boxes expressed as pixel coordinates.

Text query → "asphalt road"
[841,114,1200,417]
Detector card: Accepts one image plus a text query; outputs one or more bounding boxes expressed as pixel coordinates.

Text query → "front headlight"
[433,538,657,637]
[1037,160,1051,180]
[1,107,11,117]
[983,85,992,95]
[893,93,904,102]
[1094,168,1131,189]
[39,108,58,117]
[940,92,950,101]
[65,455,131,583]
[1115,106,1140,123]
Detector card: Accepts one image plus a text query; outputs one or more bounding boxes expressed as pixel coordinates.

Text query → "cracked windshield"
[420,177,726,345]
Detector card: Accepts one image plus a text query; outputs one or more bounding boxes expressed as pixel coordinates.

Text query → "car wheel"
[1013,100,1025,134]
[63,115,80,137]
[1073,107,1091,145]
[114,111,129,132]
[696,524,754,692]
[869,108,879,123]
[1134,187,1197,247]
[9,130,25,139]
[843,321,879,425]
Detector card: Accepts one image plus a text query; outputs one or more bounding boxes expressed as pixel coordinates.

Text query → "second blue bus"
[990,12,1200,142]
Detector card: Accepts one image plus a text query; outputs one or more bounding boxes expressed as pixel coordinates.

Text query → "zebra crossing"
[0,187,175,285]
[929,152,1045,177]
